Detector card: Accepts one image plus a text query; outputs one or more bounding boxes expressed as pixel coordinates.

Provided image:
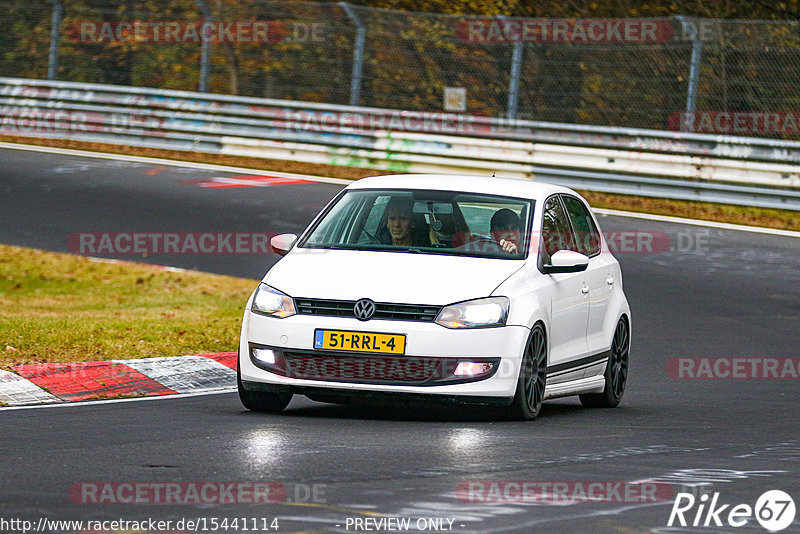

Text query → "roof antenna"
[492,171,496,178]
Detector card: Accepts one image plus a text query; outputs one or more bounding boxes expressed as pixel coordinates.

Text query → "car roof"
[346,173,575,202]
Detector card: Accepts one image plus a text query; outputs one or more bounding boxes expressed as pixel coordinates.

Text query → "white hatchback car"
[238,174,630,420]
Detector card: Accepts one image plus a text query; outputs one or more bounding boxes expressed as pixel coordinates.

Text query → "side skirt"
[543,349,610,399]
[544,375,606,400]
[546,350,610,380]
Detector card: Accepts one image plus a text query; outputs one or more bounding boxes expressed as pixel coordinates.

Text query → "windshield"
[300,189,533,259]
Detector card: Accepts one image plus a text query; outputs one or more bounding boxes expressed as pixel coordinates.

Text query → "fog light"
[454,362,494,376]
[252,348,276,365]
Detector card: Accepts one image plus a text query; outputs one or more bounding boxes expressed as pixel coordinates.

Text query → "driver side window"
[356,196,390,243]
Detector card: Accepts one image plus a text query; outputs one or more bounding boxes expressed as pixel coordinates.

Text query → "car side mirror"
[543,250,590,274]
[270,233,298,256]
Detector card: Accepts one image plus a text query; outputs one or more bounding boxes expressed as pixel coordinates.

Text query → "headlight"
[435,297,509,329]
[251,284,296,318]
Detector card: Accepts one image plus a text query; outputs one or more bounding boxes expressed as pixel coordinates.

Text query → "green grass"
[579,190,800,230]
[0,244,257,367]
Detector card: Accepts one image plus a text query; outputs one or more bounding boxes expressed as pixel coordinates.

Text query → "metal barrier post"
[47,0,63,80]
[507,41,523,120]
[495,16,524,121]
[676,16,703,132]
[195,0,212,92]
[340,2,365,106]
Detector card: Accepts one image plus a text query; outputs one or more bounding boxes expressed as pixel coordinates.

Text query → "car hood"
[264,248,525,305]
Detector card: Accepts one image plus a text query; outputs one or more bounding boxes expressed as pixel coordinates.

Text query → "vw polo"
[238,174,630,420]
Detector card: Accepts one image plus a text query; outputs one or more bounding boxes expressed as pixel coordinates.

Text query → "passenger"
[430,205,471,248]
[380,197,430,247]
[490,209,521,254]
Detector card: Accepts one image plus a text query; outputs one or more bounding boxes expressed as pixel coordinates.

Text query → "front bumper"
[241,381,515,407]
[239,310,531,400]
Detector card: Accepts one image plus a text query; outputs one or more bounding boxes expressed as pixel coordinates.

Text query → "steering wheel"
[453,234,503,252]
[360,228,385,245]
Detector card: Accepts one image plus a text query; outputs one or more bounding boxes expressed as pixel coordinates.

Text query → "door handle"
[606,276,614,285]
[581,284,590,294]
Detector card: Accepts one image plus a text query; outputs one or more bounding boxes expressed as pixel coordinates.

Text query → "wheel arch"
[529,319,549,367]
[617,311,632,345]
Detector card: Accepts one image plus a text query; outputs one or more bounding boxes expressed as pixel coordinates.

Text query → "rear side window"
[561,195,601,256]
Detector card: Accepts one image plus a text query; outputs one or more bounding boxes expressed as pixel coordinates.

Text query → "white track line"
[1,141,796,238]
[594,208,800,238]
[0,141,351,185]
[0,387,235,412]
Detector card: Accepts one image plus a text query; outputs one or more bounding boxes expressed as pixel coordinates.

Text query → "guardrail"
[2,77,800,211]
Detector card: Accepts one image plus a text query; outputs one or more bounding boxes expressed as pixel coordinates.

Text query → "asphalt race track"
[1,145,799,533]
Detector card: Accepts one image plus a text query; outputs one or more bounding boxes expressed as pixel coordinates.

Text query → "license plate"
[313,329,406,355]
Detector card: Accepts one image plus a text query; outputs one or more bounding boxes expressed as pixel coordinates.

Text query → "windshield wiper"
[312,244,349,250]
[310,244,426,253]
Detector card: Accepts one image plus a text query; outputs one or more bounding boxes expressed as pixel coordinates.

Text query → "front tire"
[237,362,292,413]
[505,324,547,421]
[580,317,629,408]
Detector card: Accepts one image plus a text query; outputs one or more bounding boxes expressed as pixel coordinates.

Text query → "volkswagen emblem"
[353,298,376,321]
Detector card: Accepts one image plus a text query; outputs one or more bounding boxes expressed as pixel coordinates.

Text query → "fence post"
[47,0,63,80]
[496,16,523,121]
[195,0,212,92]
[676,16,703,131]
[340,2,365,106]
[507,41,523,120]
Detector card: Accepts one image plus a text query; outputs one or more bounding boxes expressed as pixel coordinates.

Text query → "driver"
[381,197,430,247]
[490,209,521,254]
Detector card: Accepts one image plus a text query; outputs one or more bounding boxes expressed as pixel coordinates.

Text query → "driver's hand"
[499,239,518,254]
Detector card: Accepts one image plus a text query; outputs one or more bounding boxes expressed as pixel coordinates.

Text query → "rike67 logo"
[668,490,796,531]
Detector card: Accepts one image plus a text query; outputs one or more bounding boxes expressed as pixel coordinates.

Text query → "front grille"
[249,344,501,387]
[295,298,441,322]
[283,351,442,385]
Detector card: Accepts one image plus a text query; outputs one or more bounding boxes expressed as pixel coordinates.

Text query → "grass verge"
[0,243,256,367]
[1,135,797,231]
[577,190,799,231]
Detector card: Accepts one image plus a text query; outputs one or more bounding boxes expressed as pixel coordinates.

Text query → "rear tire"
[580,317,629,408]
[237,362,292,413]
[504,324,547,421]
